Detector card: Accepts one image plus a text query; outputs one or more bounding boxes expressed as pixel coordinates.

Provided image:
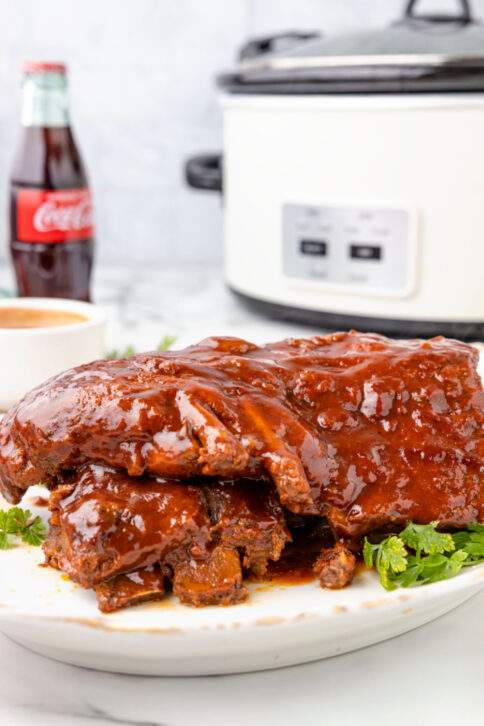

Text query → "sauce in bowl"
[0,307,88,329]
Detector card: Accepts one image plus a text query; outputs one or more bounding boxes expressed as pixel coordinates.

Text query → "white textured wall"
[0,0,483,263]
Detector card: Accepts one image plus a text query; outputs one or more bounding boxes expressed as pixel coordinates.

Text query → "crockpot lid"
[219,0,484,94]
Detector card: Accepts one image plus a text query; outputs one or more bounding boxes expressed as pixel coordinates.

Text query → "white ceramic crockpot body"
[222,92,484,325]
[0,297,106,411]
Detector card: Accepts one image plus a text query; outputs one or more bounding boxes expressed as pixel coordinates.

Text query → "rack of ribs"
[0,331,482,610]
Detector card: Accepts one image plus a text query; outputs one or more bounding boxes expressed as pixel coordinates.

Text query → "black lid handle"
[404,0,472,23]
[185,153,223,192]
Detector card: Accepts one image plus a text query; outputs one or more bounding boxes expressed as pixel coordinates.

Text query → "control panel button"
[300,239,327,256]
[349,244,382,261]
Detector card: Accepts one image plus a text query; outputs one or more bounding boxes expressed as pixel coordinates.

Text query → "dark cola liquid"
[10,126,94,301]
[10,212,94,301]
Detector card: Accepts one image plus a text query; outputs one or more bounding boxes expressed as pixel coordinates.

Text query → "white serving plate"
[0,487,482,676]
[0,344,482,676]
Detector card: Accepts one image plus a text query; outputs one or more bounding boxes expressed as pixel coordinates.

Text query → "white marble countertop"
[0,262,482,726]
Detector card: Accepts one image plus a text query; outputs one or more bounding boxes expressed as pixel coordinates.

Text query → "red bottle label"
[16,187,94,243]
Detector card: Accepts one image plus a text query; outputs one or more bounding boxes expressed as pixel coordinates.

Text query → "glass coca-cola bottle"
[9,61,95,301]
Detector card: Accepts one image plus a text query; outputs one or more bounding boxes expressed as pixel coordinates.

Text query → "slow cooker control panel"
[282,203,414,296]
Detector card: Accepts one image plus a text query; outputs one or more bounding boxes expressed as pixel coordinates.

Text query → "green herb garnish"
[0,507,46,549]
[156,335,177,352]
[105,344,137,360]
[452,523,484,561]
[106,335,177,360]
[364,521,484,591]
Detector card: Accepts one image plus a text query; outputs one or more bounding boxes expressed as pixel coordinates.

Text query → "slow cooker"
[186,0,484,339]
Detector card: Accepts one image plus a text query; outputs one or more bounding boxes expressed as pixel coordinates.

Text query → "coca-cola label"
[16,188,94,243]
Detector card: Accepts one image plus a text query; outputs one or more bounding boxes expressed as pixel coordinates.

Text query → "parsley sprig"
[364,522,484,591]
[157,335,178,352]
[106,335,177,360]
[0,507,46,549]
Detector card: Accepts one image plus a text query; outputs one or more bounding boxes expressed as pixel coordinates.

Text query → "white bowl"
[0,297,106,411]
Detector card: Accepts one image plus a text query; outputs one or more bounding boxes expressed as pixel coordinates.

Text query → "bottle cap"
[23,61,67,75]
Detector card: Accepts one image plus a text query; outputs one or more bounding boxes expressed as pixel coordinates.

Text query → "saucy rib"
[204,478,290,577]
[44,465,212,589]
[43,465,289,609]
[95,566,169,613]
[1,332,482,540]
